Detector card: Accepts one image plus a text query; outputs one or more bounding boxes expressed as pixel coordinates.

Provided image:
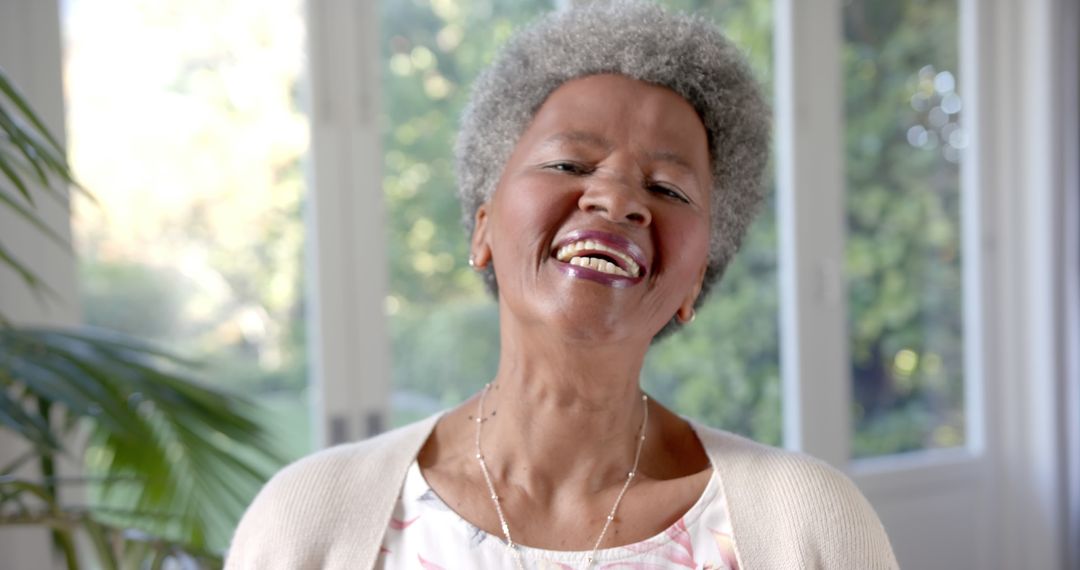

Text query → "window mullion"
[775,0,851,467]
[305,0,391,447]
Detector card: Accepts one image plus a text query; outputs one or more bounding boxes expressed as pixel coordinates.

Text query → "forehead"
[521,74,710,164]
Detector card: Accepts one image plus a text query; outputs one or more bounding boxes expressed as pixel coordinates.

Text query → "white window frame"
[305,0,392,445]
[774,0,850,467]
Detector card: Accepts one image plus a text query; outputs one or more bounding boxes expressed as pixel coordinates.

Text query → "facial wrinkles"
[485,75,713,342]
[577,132,706,211]
[530,143,707,289]
[534,138,700,208]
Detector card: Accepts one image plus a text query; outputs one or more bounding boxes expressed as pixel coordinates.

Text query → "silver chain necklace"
[473,383,649,569]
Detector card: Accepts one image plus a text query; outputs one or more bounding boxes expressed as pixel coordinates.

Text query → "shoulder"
[693,423,899,570]
[264,415,437,493]
[695,424,859,497]
[225,414,440,570]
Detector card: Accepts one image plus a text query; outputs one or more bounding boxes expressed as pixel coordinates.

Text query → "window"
[64,0,313,468]
[843,0,964,457]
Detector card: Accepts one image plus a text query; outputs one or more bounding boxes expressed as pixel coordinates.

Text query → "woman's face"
[472,74,713,344]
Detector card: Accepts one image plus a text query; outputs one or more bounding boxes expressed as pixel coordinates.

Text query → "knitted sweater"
[226,414,899,569]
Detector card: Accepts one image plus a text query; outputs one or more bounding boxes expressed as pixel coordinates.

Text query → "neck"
[478,322,652,495]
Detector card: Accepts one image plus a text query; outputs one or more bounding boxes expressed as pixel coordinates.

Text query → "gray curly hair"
[456,0,770,339]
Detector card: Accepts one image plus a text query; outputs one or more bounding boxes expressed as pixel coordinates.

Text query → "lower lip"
[554,260,643,288]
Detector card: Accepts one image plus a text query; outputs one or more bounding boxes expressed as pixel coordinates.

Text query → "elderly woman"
[227,2,898,569]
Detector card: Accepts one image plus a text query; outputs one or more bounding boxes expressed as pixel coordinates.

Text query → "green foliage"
[381,0,554,307]
[844,0,964,457]
[390,301,501,426]
[0,326,282,565]
[1,477,224,570]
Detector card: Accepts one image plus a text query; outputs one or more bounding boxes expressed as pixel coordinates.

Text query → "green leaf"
[3,326,283,549]
[41,327,202,368]
[0,476,59,506]
[0,186,71,251]
[0,74,95,204]
[0,242,59,311]
[0,448,37,474]
[0,391,62,452]
[149,548,167,570]
[119,538,151,570]
[0,145,34,204]
[0,107,54,190]
[6,357,132,436]
[85,518,120,570]
[0,146,70,206]
[0,67,65,154]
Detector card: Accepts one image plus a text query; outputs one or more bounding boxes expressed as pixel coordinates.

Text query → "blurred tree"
[844,0,964,457]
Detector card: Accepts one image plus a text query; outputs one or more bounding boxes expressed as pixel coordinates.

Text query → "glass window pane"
[843,0,965,457]
[382,0,779,444]
[64,0,312,468]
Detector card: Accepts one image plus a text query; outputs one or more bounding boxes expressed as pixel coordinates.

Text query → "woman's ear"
[677,264,707,324]
[469,204,492,270]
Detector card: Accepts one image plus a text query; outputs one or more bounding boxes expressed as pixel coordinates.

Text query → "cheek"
[658,217,711,279]
[489,178,575,258]
[495,176,574,225]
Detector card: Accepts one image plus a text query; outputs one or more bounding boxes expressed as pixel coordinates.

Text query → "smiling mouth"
[552,234,647,280]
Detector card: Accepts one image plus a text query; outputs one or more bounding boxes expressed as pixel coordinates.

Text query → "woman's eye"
[650,183,690,203]
[546,161,589,175]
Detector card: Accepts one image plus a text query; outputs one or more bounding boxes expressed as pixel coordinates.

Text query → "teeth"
[555,240,641,277]
[569,256,630,277]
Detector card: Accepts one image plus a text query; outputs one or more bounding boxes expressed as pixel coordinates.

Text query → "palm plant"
[0,66,282,568]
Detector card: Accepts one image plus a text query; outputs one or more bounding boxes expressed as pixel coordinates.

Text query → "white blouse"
[376,461,740,570]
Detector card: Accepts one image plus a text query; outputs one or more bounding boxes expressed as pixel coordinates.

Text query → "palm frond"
[0,68,65,154]
[1,478,223,569]
[0,186,72,250]
[0,67,89,200]
[0,326,284,551]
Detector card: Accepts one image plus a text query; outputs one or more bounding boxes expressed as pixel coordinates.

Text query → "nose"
[578,174,652,226]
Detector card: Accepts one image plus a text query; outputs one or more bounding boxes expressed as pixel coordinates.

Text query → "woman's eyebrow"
[539,132,697,176]
[648,149,694,172]
[540,130,613,152]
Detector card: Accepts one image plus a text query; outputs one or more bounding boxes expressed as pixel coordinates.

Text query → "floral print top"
[375,461,739,570]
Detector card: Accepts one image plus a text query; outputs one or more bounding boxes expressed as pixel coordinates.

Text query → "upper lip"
[551,229,649,278]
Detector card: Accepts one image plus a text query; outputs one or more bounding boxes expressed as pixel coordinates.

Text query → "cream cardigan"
[226,414,899,569]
